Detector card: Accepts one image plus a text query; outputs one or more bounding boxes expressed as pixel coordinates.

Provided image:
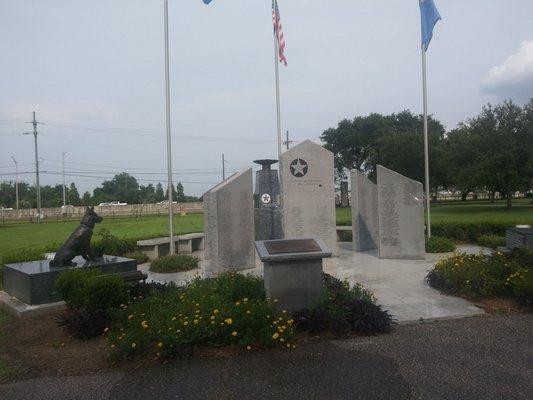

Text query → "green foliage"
[294,274,392,335]
[57,309,110,340]
[107,273,295,359]
[123,251,149,264]
[426,252,523,299]
[55,268,129,312]
[477,234,506,249]
[431,222,508,242]
[91,228,137,258]
[1,245,56,265]
[150,254,199,273]
[510,268,533,309]
[425,236,456,253]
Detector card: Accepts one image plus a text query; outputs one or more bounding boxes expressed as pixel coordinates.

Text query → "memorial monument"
[350,169,379,251]
[280,140,337,254]
[253,159,282,240]
[377,165,425,259]
[203,169,255,274]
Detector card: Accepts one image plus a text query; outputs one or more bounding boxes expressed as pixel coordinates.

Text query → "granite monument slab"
[253,159,282,240]
[203,169,255,274]
[280,140,337,254]
[377,165,425,259]
[350,169,379,251]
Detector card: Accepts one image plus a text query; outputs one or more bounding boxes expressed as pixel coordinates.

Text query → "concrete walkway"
[139,243,485,323]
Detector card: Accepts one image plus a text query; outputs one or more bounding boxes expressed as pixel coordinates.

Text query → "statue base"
[2,255,137,305]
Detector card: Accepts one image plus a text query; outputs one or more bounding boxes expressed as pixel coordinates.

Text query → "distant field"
[336,198,533,226]
[1,198,532,258]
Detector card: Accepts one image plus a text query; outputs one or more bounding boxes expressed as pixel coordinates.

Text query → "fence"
[0,202,204,223]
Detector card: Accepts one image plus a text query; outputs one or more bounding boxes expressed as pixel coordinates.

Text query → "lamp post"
[10,156,19,210]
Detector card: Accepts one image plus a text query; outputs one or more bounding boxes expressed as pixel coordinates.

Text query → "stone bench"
[137,233,205,260]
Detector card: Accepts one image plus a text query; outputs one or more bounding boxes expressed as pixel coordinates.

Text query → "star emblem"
[261,193,271,204]
[290,158,308,177]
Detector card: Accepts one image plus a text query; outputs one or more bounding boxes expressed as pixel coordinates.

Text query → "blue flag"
[419,0,441,51]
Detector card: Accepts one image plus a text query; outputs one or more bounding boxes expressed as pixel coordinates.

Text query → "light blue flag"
[419,0,441,51]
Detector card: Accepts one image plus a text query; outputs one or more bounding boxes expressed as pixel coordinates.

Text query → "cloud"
[482,40,533,101]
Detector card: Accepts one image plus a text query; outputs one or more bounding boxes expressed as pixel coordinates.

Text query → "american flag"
[272,0,287,66]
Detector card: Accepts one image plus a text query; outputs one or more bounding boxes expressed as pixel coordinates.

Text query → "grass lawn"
[0,213,203,256]
[336,198,533,226]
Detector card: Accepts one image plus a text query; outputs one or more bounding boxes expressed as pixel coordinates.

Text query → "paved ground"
[1,314,531,400]
[139,243,486,323]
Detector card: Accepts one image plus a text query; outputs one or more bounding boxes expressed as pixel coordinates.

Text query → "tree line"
[0,172,198,209]
[321,99,533,208]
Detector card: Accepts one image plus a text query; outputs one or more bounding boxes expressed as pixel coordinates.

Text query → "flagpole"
[273,1,283,163]
[421,45,431,238]
[164,0,176,254]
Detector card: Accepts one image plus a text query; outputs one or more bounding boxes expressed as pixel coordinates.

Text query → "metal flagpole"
[273,5,283,163]
[164,0,176,254]
[421,45,431,238]
[11,156,19,210]
[62,152,67,207]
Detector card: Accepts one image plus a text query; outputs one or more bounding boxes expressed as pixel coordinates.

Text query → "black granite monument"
[253,159,283,240]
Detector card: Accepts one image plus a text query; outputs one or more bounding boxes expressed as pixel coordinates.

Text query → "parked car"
[157,200,177,204]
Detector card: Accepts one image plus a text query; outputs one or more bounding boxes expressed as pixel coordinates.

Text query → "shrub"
[91,229,137,258]
[56,309,110,340]
[425,236,456,253]
[505,247,533,269]
[477,234,506,249]
[510,268,533,309]
[55,268,129,312]
[107,273,295,359]
[431,222,508,242]
[294,274,393,335]
[150,254,199,273]
[426,252,521,299]
[123,251,149,264]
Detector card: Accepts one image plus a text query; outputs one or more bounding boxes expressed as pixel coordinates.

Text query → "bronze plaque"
[264,239,321,255]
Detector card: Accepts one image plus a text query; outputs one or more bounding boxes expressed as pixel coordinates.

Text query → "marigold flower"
[141,321,149,329]
[172,317,177,321]
[128,315,134,320]
[131,342,137,348]
[246,345,252,351]
[246,310,251,314]
[213,309,219,314]
[272,333,279,340]
[243,298,248,302]
[103,327,109,333]
[193,319,199,324]
[225,318,233,325]
[231,331,238,337]
[183,321,189,326]
[158,342,164,348]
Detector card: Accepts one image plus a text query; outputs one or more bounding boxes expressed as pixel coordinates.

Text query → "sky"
[1,0,532,197]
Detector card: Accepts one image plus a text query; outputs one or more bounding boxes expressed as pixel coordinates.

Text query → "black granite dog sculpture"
[49,206,103,267]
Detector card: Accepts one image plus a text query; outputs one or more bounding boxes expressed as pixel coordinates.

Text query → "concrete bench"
[137,233,205,260]
[336,226,353,242]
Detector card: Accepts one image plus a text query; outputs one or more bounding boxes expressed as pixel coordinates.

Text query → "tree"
[92,173,140,204]
[155,183,165,202]
[81,191,92,205]
[175,182,185,202]
[66,182,81,205]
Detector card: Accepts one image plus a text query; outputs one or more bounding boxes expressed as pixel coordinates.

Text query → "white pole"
[421,46,431,238]
[11,156,18,210]
[62,151,67,207]
[273,0,282,162]
[164,0,175,254]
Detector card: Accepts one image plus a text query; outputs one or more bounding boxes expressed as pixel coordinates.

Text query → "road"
[1,314,531,400]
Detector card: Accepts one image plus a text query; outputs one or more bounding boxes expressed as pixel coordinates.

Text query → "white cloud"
[482,40,533,100]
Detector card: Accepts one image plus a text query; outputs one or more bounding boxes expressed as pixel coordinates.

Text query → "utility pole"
[10,156,19,210]
[222,153,225,181]
[23,112,41,223]
[62,152,67,207]
[283,130,294,151]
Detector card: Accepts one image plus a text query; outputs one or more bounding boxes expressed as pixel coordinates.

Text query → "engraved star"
[290,159,308,177]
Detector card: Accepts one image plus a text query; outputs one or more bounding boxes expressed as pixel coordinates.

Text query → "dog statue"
[50,206,103,267]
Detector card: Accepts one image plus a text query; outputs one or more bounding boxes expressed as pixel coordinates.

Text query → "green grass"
[336,198,533,226]
[0,311,11,379]
[0,214,203,256]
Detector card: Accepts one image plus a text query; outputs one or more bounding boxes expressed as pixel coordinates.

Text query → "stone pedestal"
[351,169,379,251]
[280,140,337,254]
[255,238,331,313]
[2,255,137,305]
[203,169,255,274]
[377,165,425,260]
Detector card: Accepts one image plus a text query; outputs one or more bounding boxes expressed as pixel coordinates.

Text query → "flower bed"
[426,248,532,309]
[150,254,199,273]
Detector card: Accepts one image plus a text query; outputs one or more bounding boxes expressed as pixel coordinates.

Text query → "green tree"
[155,183,165,202]
[93,173,140,204]
[66,182,81,205]
[81,191,92,205]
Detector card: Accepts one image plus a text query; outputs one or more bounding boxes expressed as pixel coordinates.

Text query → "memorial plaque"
[350,169,379,251]
[377,165,424,259]
[264,239,321,255]
[280,140,337,255]
[203,169,255,274]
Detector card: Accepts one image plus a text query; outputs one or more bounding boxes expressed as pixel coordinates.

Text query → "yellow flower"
[282,310,287,314]
[225,318,233,325]
[243,298,248,302]
[172,316,177,321]
[246,310,251,314]
[211,321,215,325]
[194,319,199,324]
[273,299,278,303]
[131,342,137,348]
[183,321,189,326]
[141,321,149,329]
[128,315,134,320]
[286,343,291,348]
[110,344,115,348]
[210,315,216,320]
[231,331,238,337]
[235,301,241,306]
[246,345,252,351]
[158,342,163,348]
[213,309,219,314]
[280,338,285,343]
[103,327,109,333]
[272,333,279,340]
